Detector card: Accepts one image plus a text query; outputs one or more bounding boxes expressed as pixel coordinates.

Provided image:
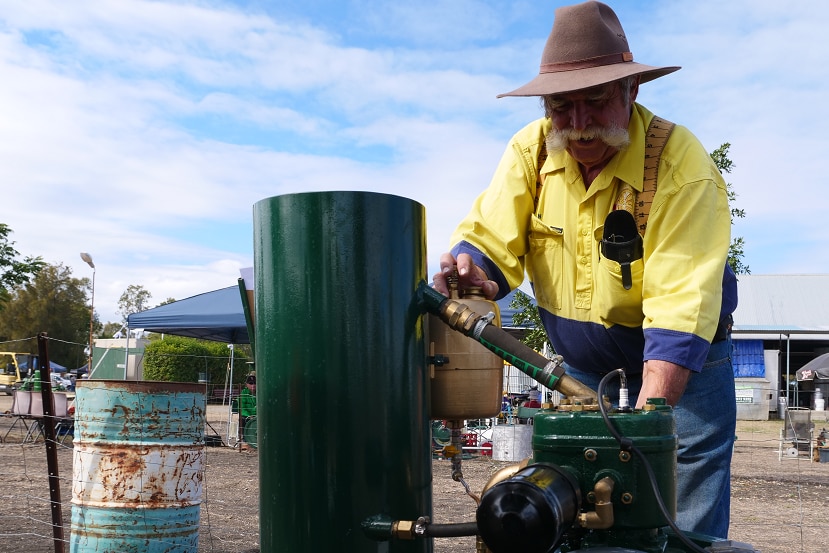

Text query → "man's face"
[547,79,638,170]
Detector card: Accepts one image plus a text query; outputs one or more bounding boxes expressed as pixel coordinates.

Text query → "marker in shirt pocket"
[600,210,642,290]
[595,211,645,327]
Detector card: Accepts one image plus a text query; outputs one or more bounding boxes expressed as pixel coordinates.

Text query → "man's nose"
[570,102,591,130]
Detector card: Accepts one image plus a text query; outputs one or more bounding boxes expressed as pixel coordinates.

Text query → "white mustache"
[547,125,630,152]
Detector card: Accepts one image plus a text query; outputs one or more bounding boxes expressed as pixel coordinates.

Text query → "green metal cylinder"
[532,407,677,530]
[253,191,431,553]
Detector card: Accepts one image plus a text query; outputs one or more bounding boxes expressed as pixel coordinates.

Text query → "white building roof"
[732,274,829,339]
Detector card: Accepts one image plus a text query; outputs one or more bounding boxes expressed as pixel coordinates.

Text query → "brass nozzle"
[557,374,601,401]
[579,477,615,529]
[440,299,481,335]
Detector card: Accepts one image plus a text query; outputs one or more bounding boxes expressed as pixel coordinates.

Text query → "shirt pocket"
[594,225,645,327]
[528,216,564,310]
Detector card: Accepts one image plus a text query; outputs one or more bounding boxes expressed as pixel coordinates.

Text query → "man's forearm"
[636,359,692,407]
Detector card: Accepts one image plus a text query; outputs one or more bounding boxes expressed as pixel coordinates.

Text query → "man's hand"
[635,360,691,408]
[432,252,499,299]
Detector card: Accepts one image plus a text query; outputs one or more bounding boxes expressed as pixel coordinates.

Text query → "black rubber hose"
[423,521,479,538]
[476,324,559,385]
[477,324,596,399]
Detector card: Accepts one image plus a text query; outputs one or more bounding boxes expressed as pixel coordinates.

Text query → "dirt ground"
[0,397,827,553]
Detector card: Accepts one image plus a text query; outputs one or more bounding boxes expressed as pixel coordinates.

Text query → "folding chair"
[779,406,814,462]
[2,390,35,442]
[55,417,75,446]
[51,393,74,446]
[11,391,71,444]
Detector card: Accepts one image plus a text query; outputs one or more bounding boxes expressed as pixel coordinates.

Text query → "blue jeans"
[562,337,735,538]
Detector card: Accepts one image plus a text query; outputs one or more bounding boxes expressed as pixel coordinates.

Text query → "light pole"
[80,252,95,374]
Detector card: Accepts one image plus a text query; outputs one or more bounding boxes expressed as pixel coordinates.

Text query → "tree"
[0,263,90,367]
[508,290,551,354]
[100,292,169,337]
[710,143,750,274]
[101,321,124,339]
[0,223,46,311]
[117,284,153,322]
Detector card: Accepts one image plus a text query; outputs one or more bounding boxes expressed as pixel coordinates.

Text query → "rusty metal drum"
[70,380,206,553]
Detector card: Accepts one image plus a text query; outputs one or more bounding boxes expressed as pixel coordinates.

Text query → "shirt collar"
[614,104,648,192]
[540,103,650,193]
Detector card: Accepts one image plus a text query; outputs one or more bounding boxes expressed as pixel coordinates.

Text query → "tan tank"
[428,285,504,420]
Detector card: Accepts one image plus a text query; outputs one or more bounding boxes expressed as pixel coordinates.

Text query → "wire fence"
[2,334,828,553]
[2,398,829,553]
[0,396,258,553]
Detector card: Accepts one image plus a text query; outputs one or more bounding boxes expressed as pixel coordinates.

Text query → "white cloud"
[1,0,828,326]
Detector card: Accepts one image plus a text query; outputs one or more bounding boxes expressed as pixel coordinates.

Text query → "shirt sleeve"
[641,125,732,370]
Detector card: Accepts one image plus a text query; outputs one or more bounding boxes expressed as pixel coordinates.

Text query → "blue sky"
[2,0,828,324]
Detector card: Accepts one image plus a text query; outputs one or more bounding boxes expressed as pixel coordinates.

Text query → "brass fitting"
[392,519,416,540]
[442,444,461,458]
[578,477,615,529]
[481,458,530,494]
[440,299,481,334]
[556,374,601,404]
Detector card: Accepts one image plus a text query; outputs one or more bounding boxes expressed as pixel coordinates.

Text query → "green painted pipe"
[254,192,431,553]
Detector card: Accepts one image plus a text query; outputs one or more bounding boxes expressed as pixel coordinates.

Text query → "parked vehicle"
[0,352,35,395]
[51,373,73,391]
[1,353,76,394]
[17,370,75,392]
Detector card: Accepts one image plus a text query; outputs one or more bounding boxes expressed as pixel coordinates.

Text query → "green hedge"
[143,336,248,383]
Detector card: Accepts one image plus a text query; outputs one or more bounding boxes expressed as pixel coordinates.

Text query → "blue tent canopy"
[124,284,532,346]
[18,359,68,373]
[127,286,249,344]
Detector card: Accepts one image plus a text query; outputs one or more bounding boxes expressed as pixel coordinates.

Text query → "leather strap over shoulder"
[613,115,675,234]
[635,115,675,234]
[534,142,548,214]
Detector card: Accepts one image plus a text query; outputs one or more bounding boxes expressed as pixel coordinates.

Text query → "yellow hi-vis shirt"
[450,104,736,374]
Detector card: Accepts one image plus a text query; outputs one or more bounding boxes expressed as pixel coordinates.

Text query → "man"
[238,373,257,451]
[433,1,737,538]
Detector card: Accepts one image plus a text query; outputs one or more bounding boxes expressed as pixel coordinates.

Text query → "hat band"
[540,51,634,74]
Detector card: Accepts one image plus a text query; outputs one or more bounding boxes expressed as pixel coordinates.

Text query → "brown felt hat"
[498,1,680,98]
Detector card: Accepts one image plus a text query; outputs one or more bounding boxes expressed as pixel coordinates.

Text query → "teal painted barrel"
[70,380,206,553]
[254,191,431,552]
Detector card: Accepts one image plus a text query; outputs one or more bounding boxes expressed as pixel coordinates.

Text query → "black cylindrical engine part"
[476,464,581,553]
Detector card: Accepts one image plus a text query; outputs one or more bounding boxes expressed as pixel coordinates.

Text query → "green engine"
[476,401,757,553]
